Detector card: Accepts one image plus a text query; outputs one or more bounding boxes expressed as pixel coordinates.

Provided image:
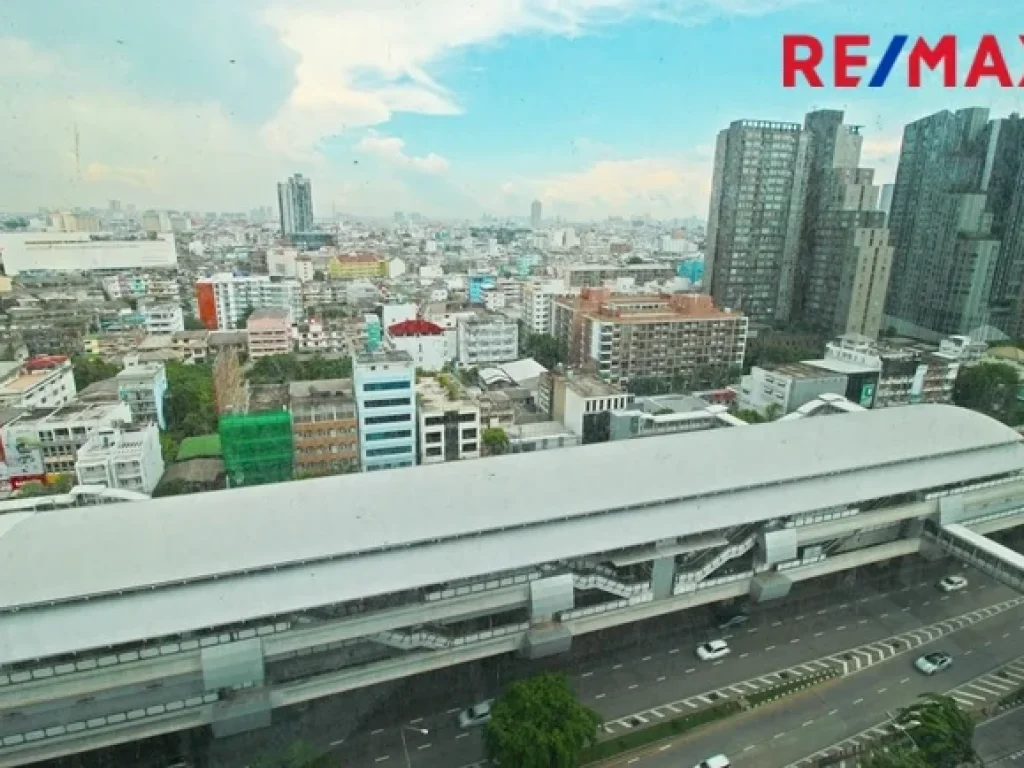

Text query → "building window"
[363,397,411,408]
[461,428,478,439]
[363,380,411,392]
[366,445,412,457]
[366,429,412,441]
[462,442,478,453]
[425,433,441,444]
[362,413,411,425]
[425,446,442,457]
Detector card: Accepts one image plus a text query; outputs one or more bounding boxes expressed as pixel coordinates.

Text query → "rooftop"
[556,289,741,323]
[0,405,1020,664]
[248,307,290,323]
[763,362,845,380]
[288,378,353,402]
[388,319,444,337]
[565,372,623,399]
[353,349,413,366]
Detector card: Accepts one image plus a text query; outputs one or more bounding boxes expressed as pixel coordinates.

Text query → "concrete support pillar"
[201,638,270,738]
[651,556,676,600]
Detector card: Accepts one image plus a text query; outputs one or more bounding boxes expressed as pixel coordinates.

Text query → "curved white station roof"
[0,404,1021,663]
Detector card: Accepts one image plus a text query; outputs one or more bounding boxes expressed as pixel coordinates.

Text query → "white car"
[915,651,953,675]
[695,756,731,768]
[696,640,731,661]
[938,575,968,593]
[458,699,494,728]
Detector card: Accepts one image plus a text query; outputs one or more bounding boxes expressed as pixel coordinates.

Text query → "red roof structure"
[388,319,444,337]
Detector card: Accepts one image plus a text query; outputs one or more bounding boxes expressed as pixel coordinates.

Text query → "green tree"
[183,315,207,331]
[765,402,783,421]
[17,474,74,497]
[894,693,980,768]
[953,362,1022,425]
[734,408,766,424]
[164,362,217,440]
[247,353,352,384]
[522,332,565,370]
[236,305,257,330]
[160,433,179,463]
[72,355,120,391]
[481,427,510,456]
[484,673,601,768]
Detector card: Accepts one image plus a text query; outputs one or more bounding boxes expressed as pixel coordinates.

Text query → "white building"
[5,401,134,475]
[0,357,76,410]
[294,319,346,354]
[0,233,177,275]
[140,302,184,335]
[353,350,416,472]
[101,273,180,302]
[456,313,519,365]
[417,378,481,464]
[75,426,164,495]
[521,280,568,335]
[196,274,302,329]
[386,319,448,372]
[116,356,168,430]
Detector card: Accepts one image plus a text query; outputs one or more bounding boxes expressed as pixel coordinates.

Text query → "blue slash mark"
[869,35,909,87]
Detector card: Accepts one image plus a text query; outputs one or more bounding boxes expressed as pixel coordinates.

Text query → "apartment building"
[417,377,480,464]
[560,263,676,289]
[82,330,145,363]
[290,379,359,476]
[352,350,416,472]
[75,426,164,495]
[294,319,346,355]
[195,274,302,330]
[171,330,209,364]
[0,356,76,410]
[4,401,133,475]
[456,312,519,365]
[140,302,184,335]
[100,273,180,303]
[521,280,568,335]
[116,356,168,429]
[247,308,292,360]
[551,289,748,387]
[328,254,387,280]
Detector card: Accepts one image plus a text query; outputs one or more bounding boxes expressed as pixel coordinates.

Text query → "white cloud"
[356,134,450,174]
[0,37,58,78]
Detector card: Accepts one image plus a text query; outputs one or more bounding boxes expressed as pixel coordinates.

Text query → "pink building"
[246,308,292,360]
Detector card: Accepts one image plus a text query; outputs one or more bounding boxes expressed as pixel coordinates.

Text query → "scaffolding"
[219,411,294,488]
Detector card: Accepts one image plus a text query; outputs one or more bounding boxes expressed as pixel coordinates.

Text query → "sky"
[1,0,1022,221]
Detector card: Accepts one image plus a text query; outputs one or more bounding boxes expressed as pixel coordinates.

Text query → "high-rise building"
[886,108,1024,338]
[352,350,416,472]
[277,173,314,236]
[705,120,811,324]
[530,199,542,229]
[878,184,895,224]
[795,110,893,339]
[195,274,302,330]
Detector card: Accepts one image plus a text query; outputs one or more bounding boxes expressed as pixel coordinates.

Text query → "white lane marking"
[748,628,759,634]
[669,648,680,654]
[456,733,469,740]
[766,645,776,651]
[900,678,911,684]
[814,632,824,637]
[447,707,461,714]
[859,620,868,625]
[329,739,345,747]
[828,709,839,716]
[613,664,623,670]
[657,676,666,682]
[642,656,652,662]
[796,616,805,621]
[418,744,432,750]
[880,613,889,618]
[774,732,786,739]
[772,621,783,627]
[409,718,423,724]
[371,729,384,736]
[854,698,864,705]
[595,693,606,699]
[791,638,801,644]
[686,668,696,674]
[629,684,639,690]
[375,758,390,764]
[877,688,887,694]
[966,650,974,656]
[817,609,826,615]
[839,604,849,609]
[740,653,749,658]
[582,672,593,678]
[713,660,724,666]
[744,745,756,752]
[628,759,640,765]
[836,626,847,631]
[803,720,814,727]
[659,745,671,752]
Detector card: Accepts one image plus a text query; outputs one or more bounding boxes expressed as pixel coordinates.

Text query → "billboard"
[0,428,45,482]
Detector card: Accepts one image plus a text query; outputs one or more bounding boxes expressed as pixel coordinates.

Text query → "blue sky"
[0,0,1022,220]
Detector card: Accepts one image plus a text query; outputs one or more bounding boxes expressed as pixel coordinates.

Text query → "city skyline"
[1,1,1022,219]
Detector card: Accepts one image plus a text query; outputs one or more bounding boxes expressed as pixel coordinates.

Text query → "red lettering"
[965,34,1013,87]
[834,34,870,87]
[783,35,824,87]
[908,35,956,87]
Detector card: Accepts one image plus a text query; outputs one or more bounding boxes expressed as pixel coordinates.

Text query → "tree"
[72,355,120,391]
[521,332,565,371]
[17,474,74,498]
[247,353,353,384]
[481,427,510,456]
[484,672,601,768]
[183,315,207,331]
[734,408,766,424]
[953,362,1022,425]
[164,362,217,440]
[764,402,783,421]
[236,305,257,330]
[893,693,980,768]
[160,433,179,463]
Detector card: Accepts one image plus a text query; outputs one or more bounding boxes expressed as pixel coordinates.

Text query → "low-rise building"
[477,390,515,430]
[140,302,184,335]
[116,356,168,429]
[456,312,519,365]
[506,421,580,453]
[608,396,744,441]
[290,379,359,476]
[417,377,480,464]
[207,330,248,361]
[739,363,849,417]
[0,356,76,410]
[328,254,387,280]
[387,319,447,371]
[294,319,346,355]
[171,330,210,364]
[6,401,135,475]
[82,330,145,363]
[247,307,292,360]
[75,425,164,495]
[541,371,633,443]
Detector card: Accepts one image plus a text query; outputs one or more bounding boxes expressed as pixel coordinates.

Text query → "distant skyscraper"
[277,174,314,236]
[886,108,1024,338]
[530,200,542,229]
[878,184,895,224]
[109,200,121,213]
[795,110,893,339]
[704,120,811,324]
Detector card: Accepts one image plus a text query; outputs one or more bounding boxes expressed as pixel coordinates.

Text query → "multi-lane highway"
[193,558,1024,768]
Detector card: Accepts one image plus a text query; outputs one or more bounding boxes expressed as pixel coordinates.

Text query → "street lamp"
[400,725,429,768]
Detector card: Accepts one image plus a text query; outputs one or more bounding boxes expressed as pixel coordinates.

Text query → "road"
[599,587,1024,767]
[255,561,1022,768]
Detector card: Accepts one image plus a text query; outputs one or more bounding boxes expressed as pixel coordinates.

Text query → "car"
[715,608,750,630]
[458,699,494,728]
[696,640,731,661]
[695,755,731,768]
[915,651,952,675]
[938,575,968,592]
